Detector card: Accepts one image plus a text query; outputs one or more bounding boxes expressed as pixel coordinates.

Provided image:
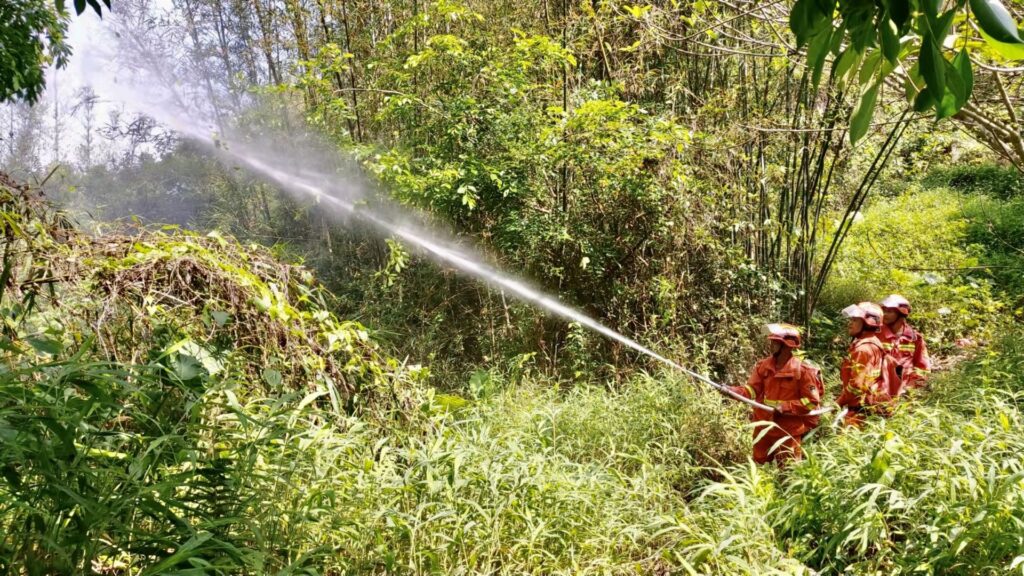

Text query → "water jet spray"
[187,134,808,415]
[83,15,833,417]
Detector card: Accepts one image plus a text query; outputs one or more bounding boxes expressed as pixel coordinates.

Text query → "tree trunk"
[251,0,283,85]
[339,0,364,141]
[285,0,317,107]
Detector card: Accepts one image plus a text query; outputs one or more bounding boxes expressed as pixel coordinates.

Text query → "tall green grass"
[11,340,1021,574]
[2,348,799,574]
[6,168,1024,574]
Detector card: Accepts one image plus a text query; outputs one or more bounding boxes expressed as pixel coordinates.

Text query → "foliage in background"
[0,0,110,104]
[792,0,1024,139]
[816,176,1007,356]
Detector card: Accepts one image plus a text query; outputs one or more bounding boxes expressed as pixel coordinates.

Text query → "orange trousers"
[752,426,803,465]
[843,408,866,428]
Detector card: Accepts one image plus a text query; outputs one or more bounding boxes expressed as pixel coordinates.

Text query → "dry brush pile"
[1,174,422,416]
[0,175,429,573]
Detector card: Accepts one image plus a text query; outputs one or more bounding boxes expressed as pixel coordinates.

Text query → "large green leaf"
[806,28,835,87]
[790,0,823,46]
[850,83,880,144]
[833,47,862,89]
[889,0,911,29]
[263,368,283,388]
[27,337,63,356]
[970,0,1024,44]
[937,61,967,119]
[919,33,946,98]
[933,50,973,120]
[880,15,901,62]
[913,86,937,112]
[172,354,204,382]
[934,8,958,39]
[952,49,974,106]
[979,28,1024,60]
[936,87,959,118]
[858,49,881,85]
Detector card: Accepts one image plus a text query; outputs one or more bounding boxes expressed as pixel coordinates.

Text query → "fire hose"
[668,361,836,417]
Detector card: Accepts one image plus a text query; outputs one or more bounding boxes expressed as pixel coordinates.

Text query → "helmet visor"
[880,295,910,314]
[762,323,801,346]
[841,304,865,319]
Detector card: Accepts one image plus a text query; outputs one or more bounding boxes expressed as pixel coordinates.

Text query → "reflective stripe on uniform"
[868,369,881,378]
[762,398,782,407]
[742,384,756,397]
[799,397,815,409]
[899,344,915,351]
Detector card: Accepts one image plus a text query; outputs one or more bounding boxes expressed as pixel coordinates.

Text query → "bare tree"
[71,87,101,168]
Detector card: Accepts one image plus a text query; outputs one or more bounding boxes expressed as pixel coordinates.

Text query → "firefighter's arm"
[778,371,822,415]
[847,346,877,395]
[912,335,931,379]
[728,365,764,400]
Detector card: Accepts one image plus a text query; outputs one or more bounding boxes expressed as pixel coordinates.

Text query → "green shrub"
[816,186,1005,353]
[959,194,1024,304]
[922,164,1024,199]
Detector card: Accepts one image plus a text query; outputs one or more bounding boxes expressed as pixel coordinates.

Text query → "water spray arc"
[99,41,830,416]
[195,135,801,414]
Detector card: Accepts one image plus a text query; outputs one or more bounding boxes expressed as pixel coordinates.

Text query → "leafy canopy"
[0,0,110,104]
[791,0,1024,143]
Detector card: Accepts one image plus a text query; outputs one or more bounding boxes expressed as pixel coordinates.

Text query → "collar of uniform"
[899,322,917,340]
[884,319,917,338]
[852,334,883,350]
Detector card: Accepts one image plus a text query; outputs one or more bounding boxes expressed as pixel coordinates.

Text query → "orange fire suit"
[837,335,894,426]
[879,322,931,394]
[728,355,823,464]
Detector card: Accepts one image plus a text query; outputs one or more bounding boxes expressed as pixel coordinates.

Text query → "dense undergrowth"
[4,165,1024,574]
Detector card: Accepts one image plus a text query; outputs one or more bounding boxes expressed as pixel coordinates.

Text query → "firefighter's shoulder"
[800,358,822,374]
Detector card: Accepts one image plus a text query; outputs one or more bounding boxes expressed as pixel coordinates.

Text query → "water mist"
[79,10,781,413]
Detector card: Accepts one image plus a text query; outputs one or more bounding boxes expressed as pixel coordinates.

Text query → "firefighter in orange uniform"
[879,294,931,395]
[837,302,895,427]
[728,323,823,464]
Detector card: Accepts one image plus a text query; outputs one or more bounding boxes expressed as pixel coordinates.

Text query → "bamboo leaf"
[850,83,880,144]
[889,0,911,28]
[919,33,946,99]
[791,0,823,46]
[979,28,1024,59]
[952,49,974,105]
[141,532,214,575]
[881,15,900,62]
[807,29,834,88]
